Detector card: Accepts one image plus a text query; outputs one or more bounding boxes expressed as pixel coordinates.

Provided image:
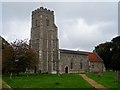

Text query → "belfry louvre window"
[46,19,49,26]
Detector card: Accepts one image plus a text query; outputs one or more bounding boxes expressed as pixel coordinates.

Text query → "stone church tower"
[30,7,59,73]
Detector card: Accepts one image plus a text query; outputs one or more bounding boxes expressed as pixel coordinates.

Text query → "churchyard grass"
[2,74,94,89]
[86,71,119,89]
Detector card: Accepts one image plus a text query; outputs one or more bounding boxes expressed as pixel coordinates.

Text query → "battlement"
[32,7,54,15]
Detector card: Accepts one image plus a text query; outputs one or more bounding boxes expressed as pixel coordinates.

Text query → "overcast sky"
[1,2,118,51]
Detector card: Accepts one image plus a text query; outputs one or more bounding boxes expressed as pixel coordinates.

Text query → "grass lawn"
[2,74,94,89]
[86,71,120,90]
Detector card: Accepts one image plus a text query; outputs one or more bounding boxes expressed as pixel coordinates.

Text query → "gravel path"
[80,74,108,90]
[2,80,12,90]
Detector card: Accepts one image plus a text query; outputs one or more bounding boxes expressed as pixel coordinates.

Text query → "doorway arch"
[65,66,68,73]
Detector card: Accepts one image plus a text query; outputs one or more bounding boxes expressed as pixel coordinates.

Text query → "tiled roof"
[85,52,103,62]
[60,49,103,62]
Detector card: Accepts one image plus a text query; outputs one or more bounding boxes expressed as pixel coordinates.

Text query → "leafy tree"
[11,39,38,75]
[2,38,38,75]
[95,42,112,71]
[2,37,14,73]
[111,36,120,81]
[111,36,120,71]
[95,35,120,81]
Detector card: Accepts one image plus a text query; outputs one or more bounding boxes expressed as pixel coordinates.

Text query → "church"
[30,7,104,74]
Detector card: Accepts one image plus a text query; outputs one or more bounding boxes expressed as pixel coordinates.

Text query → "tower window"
[46,19,49,26]
[35,20,38,26]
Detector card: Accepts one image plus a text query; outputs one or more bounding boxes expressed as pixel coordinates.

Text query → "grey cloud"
[52,2,118,23]
[0,2,2,35]
[2,19,30,42]
[3,2,117,22]
[59,18,117,51]
[2,2,118,51]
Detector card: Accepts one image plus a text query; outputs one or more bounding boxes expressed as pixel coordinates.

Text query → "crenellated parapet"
[32,7,54,15]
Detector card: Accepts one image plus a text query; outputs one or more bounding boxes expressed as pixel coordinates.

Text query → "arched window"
[92,65,94,68]
[80,62,82,69]
[70,62,73,69]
